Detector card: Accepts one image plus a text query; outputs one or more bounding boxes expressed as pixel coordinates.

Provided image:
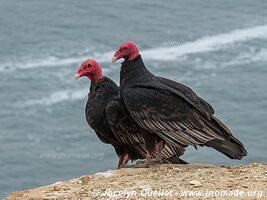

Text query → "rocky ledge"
[5,163,267,200]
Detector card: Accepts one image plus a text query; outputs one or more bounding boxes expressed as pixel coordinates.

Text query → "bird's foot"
[120,164,135,168]
[117,165,123,169]
[133,159,163,168]
[149,158,164,165]
[133,162,151,168]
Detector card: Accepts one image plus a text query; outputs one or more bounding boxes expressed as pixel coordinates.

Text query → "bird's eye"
[123,47,127,51]
[88,64,91,68]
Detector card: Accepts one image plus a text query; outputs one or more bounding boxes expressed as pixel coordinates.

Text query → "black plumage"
[85,77,127,158]
[76,59,144,168]
[119,55,247,160]
[105,100,187,164]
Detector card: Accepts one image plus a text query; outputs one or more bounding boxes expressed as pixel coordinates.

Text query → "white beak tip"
[112,56,117,63]
[74,74,80,80]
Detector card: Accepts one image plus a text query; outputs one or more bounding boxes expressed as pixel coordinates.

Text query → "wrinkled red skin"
[113,41,140,61]
[76,59,103,81]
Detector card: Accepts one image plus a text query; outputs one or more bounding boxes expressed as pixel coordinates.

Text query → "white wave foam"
[0,51,114,72]
[225,48,267,66]
[142,24,267,60]
[22,48,267,108]
[24,89,88,106]
[2,24,267,72]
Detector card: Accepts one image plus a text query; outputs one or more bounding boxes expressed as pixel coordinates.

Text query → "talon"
[150,158,164,165]
[133,162,151,168]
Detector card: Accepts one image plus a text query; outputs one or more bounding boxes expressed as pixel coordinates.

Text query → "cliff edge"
[5,163,267,200]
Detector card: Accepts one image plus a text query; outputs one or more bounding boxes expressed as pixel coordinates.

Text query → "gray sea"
[1,0,267,198]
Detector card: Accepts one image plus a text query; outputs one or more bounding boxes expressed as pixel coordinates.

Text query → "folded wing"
[122,83,247,160]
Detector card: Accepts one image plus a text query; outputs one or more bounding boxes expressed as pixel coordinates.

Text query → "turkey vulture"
[75,59,187,168]
[112,41,247,166]
[75,59,131,168]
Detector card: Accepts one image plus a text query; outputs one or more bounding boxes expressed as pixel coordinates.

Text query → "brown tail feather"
[206,138,247,160]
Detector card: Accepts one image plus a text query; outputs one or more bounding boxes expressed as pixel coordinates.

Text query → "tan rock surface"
[5,163,267,200]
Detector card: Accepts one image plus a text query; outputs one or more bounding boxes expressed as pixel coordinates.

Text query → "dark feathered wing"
[157,76,215,115]
[105,101,187,163]
[122,83,247,160]
[95,131,110,144]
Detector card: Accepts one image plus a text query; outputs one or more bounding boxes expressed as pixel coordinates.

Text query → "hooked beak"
[112,56,118,63]
[74,73,80,80]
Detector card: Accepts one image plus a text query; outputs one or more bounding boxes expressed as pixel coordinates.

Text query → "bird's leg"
[117,154,125,169]
[145,151,153,163]
[121,154,130,167]
[134,151,153,168]
[156,140,164,161]
[150,140,164,164]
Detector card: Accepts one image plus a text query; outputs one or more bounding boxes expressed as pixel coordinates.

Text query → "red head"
[75,59,103,81]
[112,41,140,63]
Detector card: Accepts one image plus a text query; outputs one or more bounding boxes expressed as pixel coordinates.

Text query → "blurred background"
[1,0,267,198]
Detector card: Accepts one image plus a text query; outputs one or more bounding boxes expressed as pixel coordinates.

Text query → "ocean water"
[1,0,267,198]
